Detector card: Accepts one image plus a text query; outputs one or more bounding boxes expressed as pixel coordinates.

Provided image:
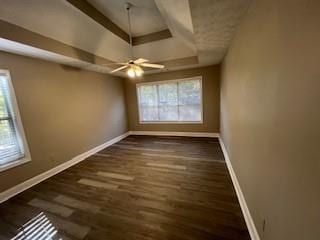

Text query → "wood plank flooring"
[0,135,250,240]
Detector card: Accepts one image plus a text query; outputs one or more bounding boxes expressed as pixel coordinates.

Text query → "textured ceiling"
[88,0,167,37]
[189,0,251,65]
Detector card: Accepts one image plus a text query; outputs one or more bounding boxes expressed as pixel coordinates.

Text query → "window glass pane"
[139,85,158,106]
[178,80,201,105]
[158,83,178,106]
[0,120,22,164]
[138,85,159,121]
[140,106,158,121]
[137,78,202,123]
[0,85,9,118]
[158,83,178,121]
[179,105,201,121]
[159,106,178,121]
[0,75,24,166]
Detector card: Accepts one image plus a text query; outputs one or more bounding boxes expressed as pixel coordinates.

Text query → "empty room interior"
[0,0,319,239]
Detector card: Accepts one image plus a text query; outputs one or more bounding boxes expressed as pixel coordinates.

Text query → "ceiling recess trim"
[66,0,130,43]
[142,56,199,75]
[132,29,172,46]
[66,0,172,46]
[157,56,198,68]
[0,19,116,66]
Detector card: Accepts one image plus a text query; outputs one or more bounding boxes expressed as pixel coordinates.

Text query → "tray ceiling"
[88,0,167,37]
[0,0,251,75]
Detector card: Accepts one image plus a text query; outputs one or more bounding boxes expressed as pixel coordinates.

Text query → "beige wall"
[125,65,220,133]
[0,51,128,192]
[220,0,320,239]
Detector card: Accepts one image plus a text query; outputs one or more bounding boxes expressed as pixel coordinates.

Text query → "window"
[0,70,30,171]
[137,77,203,123]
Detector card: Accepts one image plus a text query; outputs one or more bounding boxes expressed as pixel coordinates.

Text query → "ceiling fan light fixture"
[127,65,144,78]
[135,66,144,77]
[127,67,136,78]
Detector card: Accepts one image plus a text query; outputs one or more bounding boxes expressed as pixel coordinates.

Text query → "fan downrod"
[125,2,132,10]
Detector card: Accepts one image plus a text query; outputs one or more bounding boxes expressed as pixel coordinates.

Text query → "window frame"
[136,76,203,124]
[0,69,31,172]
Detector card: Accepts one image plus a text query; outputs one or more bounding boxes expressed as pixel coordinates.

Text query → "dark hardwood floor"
[0,135,250,240]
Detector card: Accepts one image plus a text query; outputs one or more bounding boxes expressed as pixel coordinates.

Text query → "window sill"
[0,157,31,172]
[139,121,203,124]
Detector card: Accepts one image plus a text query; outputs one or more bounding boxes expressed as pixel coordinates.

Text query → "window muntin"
[0,70,30,170]
[137,77,202,123]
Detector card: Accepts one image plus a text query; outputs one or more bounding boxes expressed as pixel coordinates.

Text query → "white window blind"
[0,73,25,167]
[137,77,202,123]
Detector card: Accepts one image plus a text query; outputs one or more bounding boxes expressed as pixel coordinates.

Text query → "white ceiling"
[88,0,167,37]
[0,0,251,74]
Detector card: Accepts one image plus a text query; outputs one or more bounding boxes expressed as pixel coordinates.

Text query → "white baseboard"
[0,131,130,204]
[219,137,260,240]
[129,131,219,138]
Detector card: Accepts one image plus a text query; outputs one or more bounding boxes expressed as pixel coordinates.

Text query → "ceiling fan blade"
[140,63,165,69]
[134,58,149,64]
[102,62,128,66]
[110,65,128,73]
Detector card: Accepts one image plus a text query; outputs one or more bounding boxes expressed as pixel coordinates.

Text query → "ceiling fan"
[109,2,165,78]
